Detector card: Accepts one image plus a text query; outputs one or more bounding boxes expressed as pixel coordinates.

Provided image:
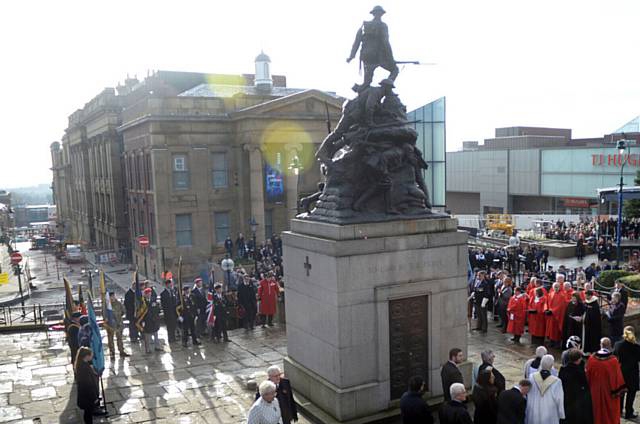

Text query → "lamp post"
[616,139,632,267]
[249,217,258,276]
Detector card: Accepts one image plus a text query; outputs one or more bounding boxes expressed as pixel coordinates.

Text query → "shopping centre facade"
[446,117,640,215]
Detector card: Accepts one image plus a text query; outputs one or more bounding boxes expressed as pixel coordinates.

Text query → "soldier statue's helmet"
[370,5,386,15]
[379,78,395,88]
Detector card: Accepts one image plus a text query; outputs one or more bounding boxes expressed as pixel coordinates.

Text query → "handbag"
[236,305,246,319]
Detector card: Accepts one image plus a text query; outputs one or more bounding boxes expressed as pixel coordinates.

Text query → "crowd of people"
[64,240,289,423]
[400,332,637,424]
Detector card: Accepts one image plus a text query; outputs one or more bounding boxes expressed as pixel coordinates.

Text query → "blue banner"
[86,294,105,376]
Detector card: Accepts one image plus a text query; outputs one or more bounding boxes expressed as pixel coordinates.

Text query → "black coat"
[254,378,298,424]
[141,298,161,334]
[607,302,626,339]
[124,288,136,318]
[558,362,593,424]
[441,362,464,402]
[496,387,526,424]
[562,301,585,347]
[614,339,640,392]
[213,294,230,324]
[191,287,208,315]
[478,362,505,394]
[439,400,473,424]
[472,385,497,424]
[160,288,178,321]
[75,360,99,410]
[400,391,433,424]
[583,299,601,353]
[237,283,257,315]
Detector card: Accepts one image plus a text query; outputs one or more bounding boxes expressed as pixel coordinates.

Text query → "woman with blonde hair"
[75,347,100,423]
[614,326,640,419]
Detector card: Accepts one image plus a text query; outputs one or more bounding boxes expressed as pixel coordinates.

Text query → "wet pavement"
[0,324,311,424]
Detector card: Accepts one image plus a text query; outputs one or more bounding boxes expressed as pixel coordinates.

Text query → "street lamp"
[288,155,304,213]
[616,139,632,267]
[249,217,259,275]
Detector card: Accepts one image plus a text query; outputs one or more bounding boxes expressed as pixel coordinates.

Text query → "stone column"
[244,144,266,243]
[284,144,302,224]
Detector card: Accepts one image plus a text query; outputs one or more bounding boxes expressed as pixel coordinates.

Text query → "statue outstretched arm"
[347,26,363,62]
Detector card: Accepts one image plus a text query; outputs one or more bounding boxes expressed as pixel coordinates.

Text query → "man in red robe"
[544,282,567,348]
[507,287,527,344]
[258,272,280,328]
[528,287,547,345]
[561,281,574,302]
[586,337,627,424]
[527,277,547,298]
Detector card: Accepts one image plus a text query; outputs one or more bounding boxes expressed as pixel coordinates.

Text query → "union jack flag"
[206,292,216,328]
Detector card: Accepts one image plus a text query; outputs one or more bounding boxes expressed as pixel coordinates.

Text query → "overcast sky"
[1,0,639,187]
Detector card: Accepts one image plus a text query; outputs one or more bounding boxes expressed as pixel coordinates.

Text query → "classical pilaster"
[244,144,266,243]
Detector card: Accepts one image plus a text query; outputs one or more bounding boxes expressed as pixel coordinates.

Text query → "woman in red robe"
[507,287,527,344]
[528,287,547,345]
[258,272,280,328]
[586,342,627,424]
[544,283,568,348]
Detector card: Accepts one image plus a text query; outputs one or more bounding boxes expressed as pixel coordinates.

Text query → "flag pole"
[100,375,108,416]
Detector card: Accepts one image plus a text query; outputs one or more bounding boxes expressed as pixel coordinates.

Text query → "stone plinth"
[282,217,469,422]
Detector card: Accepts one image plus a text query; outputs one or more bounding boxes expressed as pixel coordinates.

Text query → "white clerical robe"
[525,372,565,424]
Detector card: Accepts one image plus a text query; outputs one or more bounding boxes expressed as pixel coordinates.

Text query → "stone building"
[51,86,131,253]
[119,53,342,278]
[52,53,342,278]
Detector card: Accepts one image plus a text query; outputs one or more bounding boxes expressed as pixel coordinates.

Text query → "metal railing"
[0,302,66,328]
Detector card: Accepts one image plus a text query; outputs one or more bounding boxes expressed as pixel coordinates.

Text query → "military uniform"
[106,297,128,357]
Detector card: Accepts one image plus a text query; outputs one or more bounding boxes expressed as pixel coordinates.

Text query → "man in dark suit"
[471,271,490,333]
[439,383,472,424]
[478,350,506,393]
[255,366,298,424]
[400,376,433,424]
[191,278,208,338]
[497,379,530,424]
[612,280,629,307]
[160,279,178,342]
[606,292,626,344]
[123,281,138,342]
[441,348,464,402]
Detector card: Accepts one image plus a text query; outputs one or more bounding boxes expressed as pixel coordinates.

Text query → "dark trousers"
[213,318,228,340]
[196,312,207,338]
[165,317,177,342]
[127,316,138,341]
[499,305,508,330]
[621,389,637,417]
[475,305,488,332]
[82,407,93,424]
[261,314,274,326]
[182,318,198,345]
[242,312,256,329]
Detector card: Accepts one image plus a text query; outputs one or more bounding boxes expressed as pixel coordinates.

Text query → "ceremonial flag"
[86,293,105,376]
[176,257,184,316]
[206,292,216,327]
[133,270,147,332]
[208,266,215,293]
[63,277,74,320]
[100,271,116,332]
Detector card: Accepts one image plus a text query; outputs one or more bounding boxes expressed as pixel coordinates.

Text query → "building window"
[211,152,228,188]
[175,214,192,246]
[173,155,190,190]
[265,209,273,240]
[214,212,230,245]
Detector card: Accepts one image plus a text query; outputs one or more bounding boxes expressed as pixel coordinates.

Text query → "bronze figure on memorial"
[347,5,399,90]
[302,6,441,224]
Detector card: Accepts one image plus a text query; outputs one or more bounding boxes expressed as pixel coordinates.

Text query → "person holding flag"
[80,293,107,420]
[63,277,81,365]
[181,286,200,347]
[137,287,162,354]
[124,273,140,343]
[100,271,129,359]
[212,282,231,343]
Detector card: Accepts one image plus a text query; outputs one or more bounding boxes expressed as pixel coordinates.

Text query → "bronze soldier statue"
[347,5,399,90]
